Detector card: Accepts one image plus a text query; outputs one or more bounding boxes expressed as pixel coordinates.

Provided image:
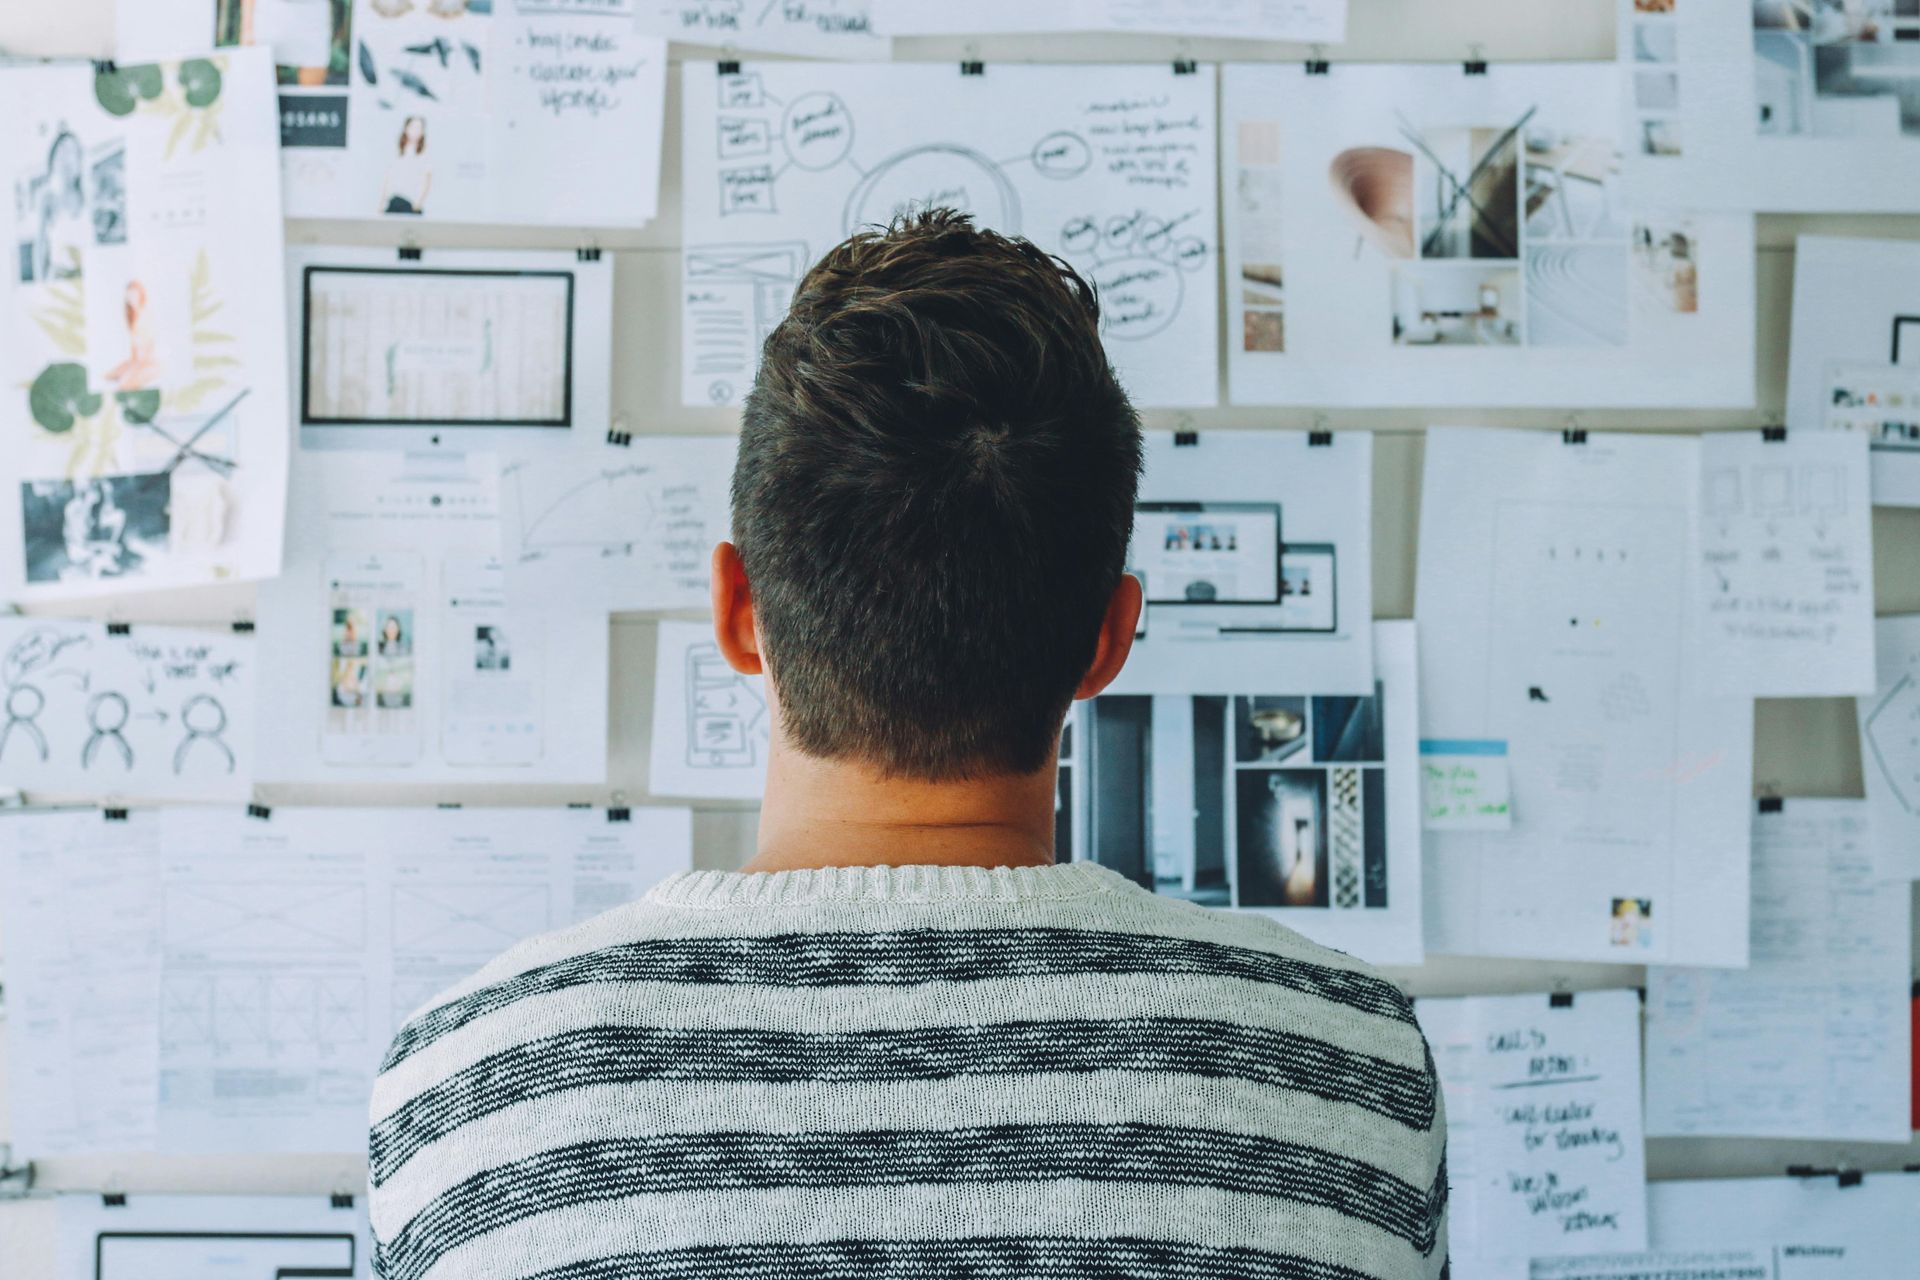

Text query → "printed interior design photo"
[1754,0,1920,139]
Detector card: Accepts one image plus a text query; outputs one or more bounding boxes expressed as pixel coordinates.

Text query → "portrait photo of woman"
[381,115,431,216]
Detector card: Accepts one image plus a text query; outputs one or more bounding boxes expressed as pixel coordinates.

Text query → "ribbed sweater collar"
[648,861,1127,909]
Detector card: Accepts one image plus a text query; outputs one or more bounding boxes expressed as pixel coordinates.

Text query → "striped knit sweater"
[369,861,1449,1280]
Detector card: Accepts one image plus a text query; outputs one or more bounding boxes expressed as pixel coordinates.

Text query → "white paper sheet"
[0,619,255,802]
[154,804,691,1153]
[118,0,338,68]
[227,1,667,225]
[873,0,1346,41]
[0,51,290,600]
[1220,62,1756,408]
[287,245,614,453]
[57,1192,373,1280]
[1645,799,1912,1144]
[680,61,1219,408]
[1859,613,1920,882]
[0,809,162,1156]
[1622,0,1920,215]
[500,434,734,612]
[1694,430,1875,696]
[1108,430,1373,695]
[1074,621,1423,965]
[1534,1170,1920,1279]
[255,448,610,785]
[1786,236,1920,506]
[649,617,770,800]
[638,0,886,57]
[1417,427,1754,967]
[1417,990,1649,1266]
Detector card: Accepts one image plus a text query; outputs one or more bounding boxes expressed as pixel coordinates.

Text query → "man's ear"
[710,541,763,676]
[1074,572,1142,700]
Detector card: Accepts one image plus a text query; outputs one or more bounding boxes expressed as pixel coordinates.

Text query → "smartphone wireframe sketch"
[686,642,762,769]
[321,551,424,766]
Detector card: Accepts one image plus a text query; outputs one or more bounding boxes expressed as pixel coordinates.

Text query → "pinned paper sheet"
[638,0,887,57]
[1696,430,1875,696]
[0,619,255,802]
[57,1193,372,1279]
[1645,799,1912,1144]
[649,619,770,801]
[1420,739,1512,831]
[1418,989,1649,1267]
[1860,614,1920,882]
[873,0,1346,40]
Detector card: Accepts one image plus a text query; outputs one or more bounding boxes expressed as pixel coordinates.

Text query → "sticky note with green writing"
[1419,739,1512,831]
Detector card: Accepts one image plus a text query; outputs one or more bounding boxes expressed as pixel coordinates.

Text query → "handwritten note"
[639,1,886,58]
[1696,431,1875,696]
[1418,990,1648,1267]
[491,12,666,223]
[1421,738,1513,830]
[1645,800,1912,1143]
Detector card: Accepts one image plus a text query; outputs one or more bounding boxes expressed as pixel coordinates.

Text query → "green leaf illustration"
[116,388,161,424]
[94,69,137,116]
[29,363,103,433]
[127,63,164,100]
[179,58,222,108]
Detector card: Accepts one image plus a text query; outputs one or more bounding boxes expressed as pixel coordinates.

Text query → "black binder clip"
[437,801,463,810]
[1308,430,1334,447]
[1758,796,1784,813]
[1305,47,1330,75]
[1173,58,1197,75]
[103,808,129,822]
[1548,991,1575,1008]
[960,60,985,76]
[102,1192,127,1207]
[608,807,632,823]
[398,246,423,261]
[606,428,633,447]
[717,60,742,75]
[1173,430,1199,447]
[247,803,273,821]
[232,620,256,634]
[1463,50,1489,75]
[577,247,601,262]
[1561,428,1588,445]
[93,59,118,76]
[106,621,132,636]
[1761,425,1788,442]
[331,1192,356,1209]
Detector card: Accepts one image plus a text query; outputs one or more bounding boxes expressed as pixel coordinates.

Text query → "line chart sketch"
[499,434,735,612]
[0,617,254,800]
[681,61,1219,408]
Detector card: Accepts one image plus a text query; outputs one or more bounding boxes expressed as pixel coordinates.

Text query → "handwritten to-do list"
[1696,430,1875,697]
[1417,990,1648,1266]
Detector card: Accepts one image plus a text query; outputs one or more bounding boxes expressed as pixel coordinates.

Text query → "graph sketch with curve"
[681,61,1219,408]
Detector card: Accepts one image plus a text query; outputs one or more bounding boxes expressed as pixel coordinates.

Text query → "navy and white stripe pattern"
[370,862,1448,1280]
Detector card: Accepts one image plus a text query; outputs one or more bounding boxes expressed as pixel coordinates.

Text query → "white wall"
[2,0,1918,1263]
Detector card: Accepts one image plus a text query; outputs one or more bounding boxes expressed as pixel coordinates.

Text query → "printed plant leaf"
[179,58,222,108]
[116,388,161,424]
[463,43,481,74]
[192,330,235,346]
[127,63,165,100]
[358,40,378,86]
[94,69,137,116]
[34,309,87,355]
[29,362,103,434]
[166,107,194,159]
[166,376,225,413]
[192,354,242,370]
[393,68,437,101]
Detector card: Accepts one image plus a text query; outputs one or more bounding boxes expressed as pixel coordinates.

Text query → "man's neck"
[742,739,1058,873]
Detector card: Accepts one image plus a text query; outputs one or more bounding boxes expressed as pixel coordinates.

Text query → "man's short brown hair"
[732,209,1142,779]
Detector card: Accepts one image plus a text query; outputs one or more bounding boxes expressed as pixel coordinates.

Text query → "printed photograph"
[1083,695,1232,907]
[1312,685,1385,763]
[20,473,170,584]
[1237,121,1286,352]
[215,0,354,86]
[1390,263,1523,345]
[1633,219,1700,314]
[475,624,511,671]
[13,127,87,284]
[1526,245,1630,346]
[1638,117,1683,156]
[330,654,368,709]
[332,606,370,658]
[1610,896,1655,949]
[1634,22,1681,62]
[1236,768,1329,908]
[1754,0,1920,139]
[1234,696,1308,764]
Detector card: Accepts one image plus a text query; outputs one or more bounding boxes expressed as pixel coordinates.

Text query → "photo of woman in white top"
[381,116,431,216]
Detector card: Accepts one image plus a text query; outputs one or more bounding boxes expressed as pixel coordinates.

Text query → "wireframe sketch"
[682,63,1219,407]
[393,882,553,951]
[686,640,768,768]
[163,880,368,953]
[1754,0,1920,140]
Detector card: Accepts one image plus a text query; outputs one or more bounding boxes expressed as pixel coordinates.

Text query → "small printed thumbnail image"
[1236,119,1287,353]
[20,472,171,584]
[474,623,510,671]
[1632,21,1680,64]
[1632,217,1700,315]
[1080,688,1388,912]
[1609,896,1654,950]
